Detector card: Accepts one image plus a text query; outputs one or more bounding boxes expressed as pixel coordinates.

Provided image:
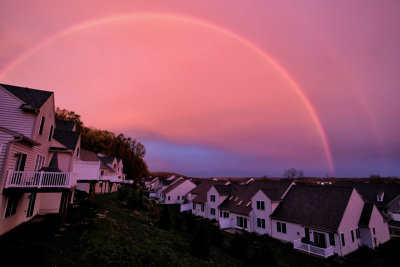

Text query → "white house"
[74,149,101,194]
[161,178,196,205]
[270,185,390,258]
[0,83,76,235]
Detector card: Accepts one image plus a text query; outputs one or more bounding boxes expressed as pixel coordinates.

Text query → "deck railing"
[6,170,73,189]
[293,239,334,258]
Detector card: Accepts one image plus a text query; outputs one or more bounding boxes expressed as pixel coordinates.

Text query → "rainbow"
[0,13,335,173]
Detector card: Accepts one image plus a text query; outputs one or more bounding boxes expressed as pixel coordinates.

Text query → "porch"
[5,170,74,189]
[293,239,334,258]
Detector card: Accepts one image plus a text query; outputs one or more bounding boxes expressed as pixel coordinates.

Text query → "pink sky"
[1,0,399,177]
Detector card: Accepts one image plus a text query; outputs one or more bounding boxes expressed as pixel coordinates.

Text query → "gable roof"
[163,178,189,195]
[359,203,373,227]
[55,119,75,131]
[1,83,53,109]
[99,156,116,165]
[271,185,355,232]
[191,180,226,203]
[80,149,101,162]
[53,130,80,150]
[335,181,400,208]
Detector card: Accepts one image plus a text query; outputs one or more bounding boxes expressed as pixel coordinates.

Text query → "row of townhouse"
[173,178,395,258]
[0,83,128,236]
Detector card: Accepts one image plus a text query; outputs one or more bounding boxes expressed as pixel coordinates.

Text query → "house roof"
[359,203,373,227]
[270,185,355,232]
[80,149,100,162]
[53,130,80,150]
[0,126,40,146]
[1,83,53,109]
[99,156,116,164]
[191,180,226,203]
[217,180,292,215]
[335,181,400,207]
[55,119,75,131]
[162,178,188,195]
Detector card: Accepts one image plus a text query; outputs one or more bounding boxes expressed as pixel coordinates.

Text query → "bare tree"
[283,168,304,178]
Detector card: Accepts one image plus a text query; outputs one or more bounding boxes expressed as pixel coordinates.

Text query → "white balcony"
[73,161,100,181]
[5,170,74,189]
[293,239,334,258]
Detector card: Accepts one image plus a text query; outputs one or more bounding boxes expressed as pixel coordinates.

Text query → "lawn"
[0,192,398,266]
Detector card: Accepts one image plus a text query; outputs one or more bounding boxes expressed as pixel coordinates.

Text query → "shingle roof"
[271,185,355,232]
[99,156,116,164]
[163,178,188,195]
[53,130,80,150]
[191,180,226,204]
[1,83,53,109]
[55,119,75,131]
[359,203,373,227]
[335,181,400,207]
[80,149,100,162]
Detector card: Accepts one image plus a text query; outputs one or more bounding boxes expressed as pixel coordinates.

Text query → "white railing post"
[38,171,44,188]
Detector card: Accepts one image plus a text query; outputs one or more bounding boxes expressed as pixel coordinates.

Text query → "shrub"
[190,221,211,260]
[159,207,171,230]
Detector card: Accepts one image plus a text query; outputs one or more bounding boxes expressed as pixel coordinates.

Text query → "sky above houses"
[1,0,399,177]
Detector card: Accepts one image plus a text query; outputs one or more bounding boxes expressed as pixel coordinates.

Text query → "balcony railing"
[73,161,100,181]
[293,239,334,258]
[6,170,74,189]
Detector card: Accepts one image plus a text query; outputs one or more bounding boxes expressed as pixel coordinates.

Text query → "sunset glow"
[1,1,399,177]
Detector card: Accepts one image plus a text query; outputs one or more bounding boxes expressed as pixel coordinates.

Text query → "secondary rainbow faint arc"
[0,13,335,173]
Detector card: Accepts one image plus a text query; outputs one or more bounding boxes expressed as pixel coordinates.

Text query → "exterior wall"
[0,132,13,172]
[230,212,251,232]
[192,202,207,218]
[271,219,304,242]
[360,227,373,248]
[207,186,227,221]
[337,189,364,256]
[77,182,90,193]
[38,193,62,214]
[367,205,390,248]
[388,195,400,221]
[251,190,273,235]
[0,192,43,235]
[0,86,36,137]
[164,180,196,204]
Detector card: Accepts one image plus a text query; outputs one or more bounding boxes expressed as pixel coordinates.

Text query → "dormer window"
[377,192,384,202]
[39,116,45,135]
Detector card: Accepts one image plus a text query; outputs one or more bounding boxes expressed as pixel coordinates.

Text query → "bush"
[159,207,171,230]
[174,215,184,231]
[230,233,249,260]
[190,221,211,260]
[248,238,277,267]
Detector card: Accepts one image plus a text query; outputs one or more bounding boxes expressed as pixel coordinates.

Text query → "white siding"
[164,180,196,204]
[271,219,304,242]
[0,132,13,172]
[207,186,227,221]
[368,205,390,248]
[38,193,62,214]
[251,190,273,235]
[337,189,364,256]
[0,86,36,137]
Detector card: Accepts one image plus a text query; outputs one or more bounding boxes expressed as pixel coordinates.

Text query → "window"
[34,155,45,172]
[329,233,336,246]
[76,147,80,157]
[276,222,287,233]
[256,201,265,210]
[201,204,204,212]
[210,208,215,215]
[39,116,45,135]
[177,196,180,200]
[101,170,104,176]
[48,125,53,141]
[257,218,266,228]
[210,195,215,202]
[193,203,196,210]
[5,195,20,218]
[182,196,186,200]
[15,153,27,171]
[282,223,287,233]
[341,233,345,246]
[356,228,360,239]
[221,211,229,218]
[237,216,247,229]
[113,164,116,168]
[373,228,376,235]
[351,230,355,242]
[168,196,170,201]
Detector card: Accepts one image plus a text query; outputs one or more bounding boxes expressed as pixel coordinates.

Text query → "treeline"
[56,108,149,181]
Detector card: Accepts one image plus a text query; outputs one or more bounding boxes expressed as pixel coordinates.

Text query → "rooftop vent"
[377,191,384,202]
